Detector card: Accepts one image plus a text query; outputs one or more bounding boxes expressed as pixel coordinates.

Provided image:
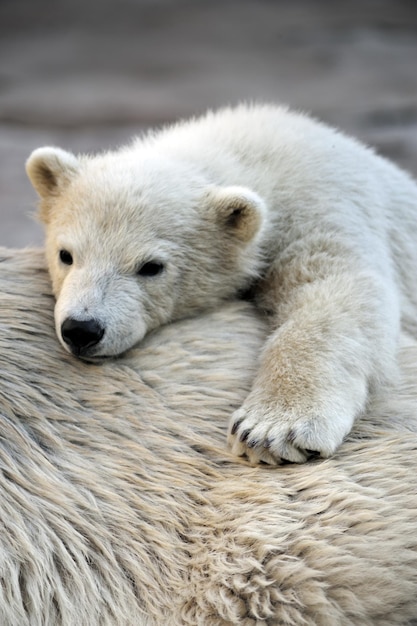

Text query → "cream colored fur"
[1,247,417,625]
[26,104,417,464]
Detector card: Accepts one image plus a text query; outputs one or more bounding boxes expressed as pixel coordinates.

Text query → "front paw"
[228,396,355,465]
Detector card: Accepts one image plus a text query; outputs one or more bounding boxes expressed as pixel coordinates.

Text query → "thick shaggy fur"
[0,247,417,625]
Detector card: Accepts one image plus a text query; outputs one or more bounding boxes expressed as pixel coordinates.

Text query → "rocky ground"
[1,0,416,247]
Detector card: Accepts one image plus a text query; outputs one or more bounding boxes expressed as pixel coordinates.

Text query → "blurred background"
[0,0,416,247]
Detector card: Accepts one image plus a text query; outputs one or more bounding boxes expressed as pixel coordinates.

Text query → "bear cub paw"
[228,395,355,465]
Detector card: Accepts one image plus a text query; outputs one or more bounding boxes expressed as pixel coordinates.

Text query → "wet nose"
[61,318,105,353]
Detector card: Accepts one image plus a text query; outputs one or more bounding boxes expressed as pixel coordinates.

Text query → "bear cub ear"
[207,186,266,243]
[26,147,79,199]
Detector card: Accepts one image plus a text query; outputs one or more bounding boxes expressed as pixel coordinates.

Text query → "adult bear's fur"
[0,247,417,626]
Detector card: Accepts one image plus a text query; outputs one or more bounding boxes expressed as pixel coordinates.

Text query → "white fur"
[26,104,417,464]
[2,248,417,625]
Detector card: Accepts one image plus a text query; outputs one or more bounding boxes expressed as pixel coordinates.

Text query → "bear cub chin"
[26,104,417,465]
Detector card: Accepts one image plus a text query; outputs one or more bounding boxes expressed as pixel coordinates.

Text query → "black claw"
[247,438,259,449]
[239,428,251,443]
[305,449,321,460]
[263,438,272,449]
[286,429,296,444]
[231,418,244,436]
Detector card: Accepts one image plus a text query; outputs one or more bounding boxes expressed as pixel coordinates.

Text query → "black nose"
[61,318,105,353]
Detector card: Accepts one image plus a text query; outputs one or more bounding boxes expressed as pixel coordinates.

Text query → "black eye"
[137,261,165,277]
[59,249,73,265]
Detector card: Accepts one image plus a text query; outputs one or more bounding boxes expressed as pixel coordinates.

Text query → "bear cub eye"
[136,261,165,277]
[59,249,73,265]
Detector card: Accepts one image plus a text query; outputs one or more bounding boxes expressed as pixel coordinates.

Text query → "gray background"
[1,0,416,248]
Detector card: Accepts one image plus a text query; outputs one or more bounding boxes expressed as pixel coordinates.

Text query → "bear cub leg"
[228,254,399,465]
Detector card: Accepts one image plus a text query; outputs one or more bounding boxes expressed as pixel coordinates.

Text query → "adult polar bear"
[26,104,417,465]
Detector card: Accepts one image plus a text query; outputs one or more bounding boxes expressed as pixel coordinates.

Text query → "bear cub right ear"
[26,147,79,199]
[207,186,266,243]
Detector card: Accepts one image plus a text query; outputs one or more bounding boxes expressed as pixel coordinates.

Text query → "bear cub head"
[26,146,266,360]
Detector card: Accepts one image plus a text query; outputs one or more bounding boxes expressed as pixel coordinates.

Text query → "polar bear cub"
[26,104,417,465]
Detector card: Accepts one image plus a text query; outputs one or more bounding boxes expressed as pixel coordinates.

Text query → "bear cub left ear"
[208,186,266,243]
